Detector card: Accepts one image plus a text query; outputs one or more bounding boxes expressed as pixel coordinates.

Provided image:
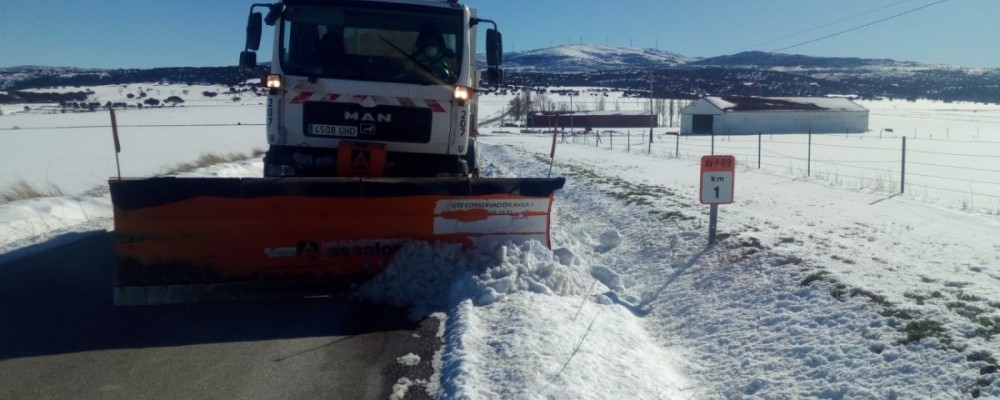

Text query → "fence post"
[675,133,680,158]
[627,131,631,153]
[610,131,613,150]
[807,131,812,177]
[901,136,907,194]
[757,132,762,169]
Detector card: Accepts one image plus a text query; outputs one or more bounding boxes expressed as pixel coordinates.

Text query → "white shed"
[680,96,869,135]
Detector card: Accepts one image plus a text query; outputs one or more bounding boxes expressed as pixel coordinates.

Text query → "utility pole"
[569,93,574,134]
[524,87,532,126]
[649,69,654,146]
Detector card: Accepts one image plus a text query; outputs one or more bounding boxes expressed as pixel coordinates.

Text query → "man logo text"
[344,112,391,123]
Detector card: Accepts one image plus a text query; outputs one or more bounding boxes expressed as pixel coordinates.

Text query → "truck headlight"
[266,74,282,89]
[453,86,472,102]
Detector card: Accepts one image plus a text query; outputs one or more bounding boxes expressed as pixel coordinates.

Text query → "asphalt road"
[0,231,439,400]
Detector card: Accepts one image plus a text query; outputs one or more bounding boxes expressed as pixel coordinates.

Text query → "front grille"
[303,102,433,143]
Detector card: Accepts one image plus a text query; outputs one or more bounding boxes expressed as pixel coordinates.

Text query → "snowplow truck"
[109,0,564,305]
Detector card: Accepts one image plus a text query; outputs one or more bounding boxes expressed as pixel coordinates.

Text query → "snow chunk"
[596,229,621,252]
[397,353,421,366]
[553,247,575,266]
[590,265,624,292]
[390,377,427,400]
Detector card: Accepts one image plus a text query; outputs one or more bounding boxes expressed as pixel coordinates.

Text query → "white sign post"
[700,155,736,244]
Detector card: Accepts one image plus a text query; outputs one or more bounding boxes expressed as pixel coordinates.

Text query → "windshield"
[279,5,463,85]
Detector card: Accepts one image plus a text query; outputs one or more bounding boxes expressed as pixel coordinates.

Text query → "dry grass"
[1,179,65,202]
[160,148,265,176]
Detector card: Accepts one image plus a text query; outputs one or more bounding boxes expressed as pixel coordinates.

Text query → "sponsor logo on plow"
[265,239,409,260]
[432,198,552,235]
[324,239,407,258]
[434,198,551,215]
[264,246,297,258]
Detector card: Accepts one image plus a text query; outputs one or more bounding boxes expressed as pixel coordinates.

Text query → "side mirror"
[240,51,257,69]
[486,28,503,66]
[245,12,263,51]
[486,66,504,87]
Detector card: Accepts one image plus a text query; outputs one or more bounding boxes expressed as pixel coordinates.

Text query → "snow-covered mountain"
[489,44,693,73]
[0,66,109,90]
[489,45,955,74]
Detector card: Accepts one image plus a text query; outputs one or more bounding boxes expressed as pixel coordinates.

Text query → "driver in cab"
[409,25,456,79]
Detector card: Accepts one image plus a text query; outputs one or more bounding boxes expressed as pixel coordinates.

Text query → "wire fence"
[555,129,1000,209]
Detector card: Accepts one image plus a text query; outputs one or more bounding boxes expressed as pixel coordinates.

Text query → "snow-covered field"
[1,83,265,195]
[1,84,999,398]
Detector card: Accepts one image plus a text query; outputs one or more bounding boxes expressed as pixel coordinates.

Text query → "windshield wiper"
[378,36,451,84]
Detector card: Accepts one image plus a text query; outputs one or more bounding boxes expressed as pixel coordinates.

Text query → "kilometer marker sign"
[700,155,735,204]
[700,155,735,244]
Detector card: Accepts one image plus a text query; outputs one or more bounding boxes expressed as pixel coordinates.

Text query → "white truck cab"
[240,0,504,177]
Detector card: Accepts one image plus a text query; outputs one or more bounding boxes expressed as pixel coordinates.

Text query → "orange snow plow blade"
[109,177,565,305]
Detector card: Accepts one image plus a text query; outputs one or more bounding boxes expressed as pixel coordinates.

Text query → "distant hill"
[689,51,923,69]
[494,45,1000,104]
[5,45,1000,104]
[0,65,265,92]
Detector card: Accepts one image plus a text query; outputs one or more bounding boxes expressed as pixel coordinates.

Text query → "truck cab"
[241,0,503,178]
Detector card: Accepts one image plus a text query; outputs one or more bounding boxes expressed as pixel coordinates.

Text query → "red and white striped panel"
[289,91,447,113]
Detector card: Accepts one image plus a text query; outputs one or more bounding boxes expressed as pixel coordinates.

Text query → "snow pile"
[0,196,112,258]
[354,240,592,317]
[453,241,593,305]
[353,241,473,318]
[354,208,695,398]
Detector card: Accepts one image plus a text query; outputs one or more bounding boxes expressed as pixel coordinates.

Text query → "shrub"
[164,96,185,106]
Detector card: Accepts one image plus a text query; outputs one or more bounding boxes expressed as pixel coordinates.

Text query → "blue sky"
[1,0,995,69]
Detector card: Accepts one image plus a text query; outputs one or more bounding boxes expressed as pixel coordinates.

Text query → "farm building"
[680,96,869,135]
[527,111,656,129]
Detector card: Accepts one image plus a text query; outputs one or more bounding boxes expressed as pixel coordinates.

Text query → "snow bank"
[0,196,112,258]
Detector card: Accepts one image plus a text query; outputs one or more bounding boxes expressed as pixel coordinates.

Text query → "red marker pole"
[109,107,122,179]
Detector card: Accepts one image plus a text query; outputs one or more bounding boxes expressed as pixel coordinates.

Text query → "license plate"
[310,124,357,137]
